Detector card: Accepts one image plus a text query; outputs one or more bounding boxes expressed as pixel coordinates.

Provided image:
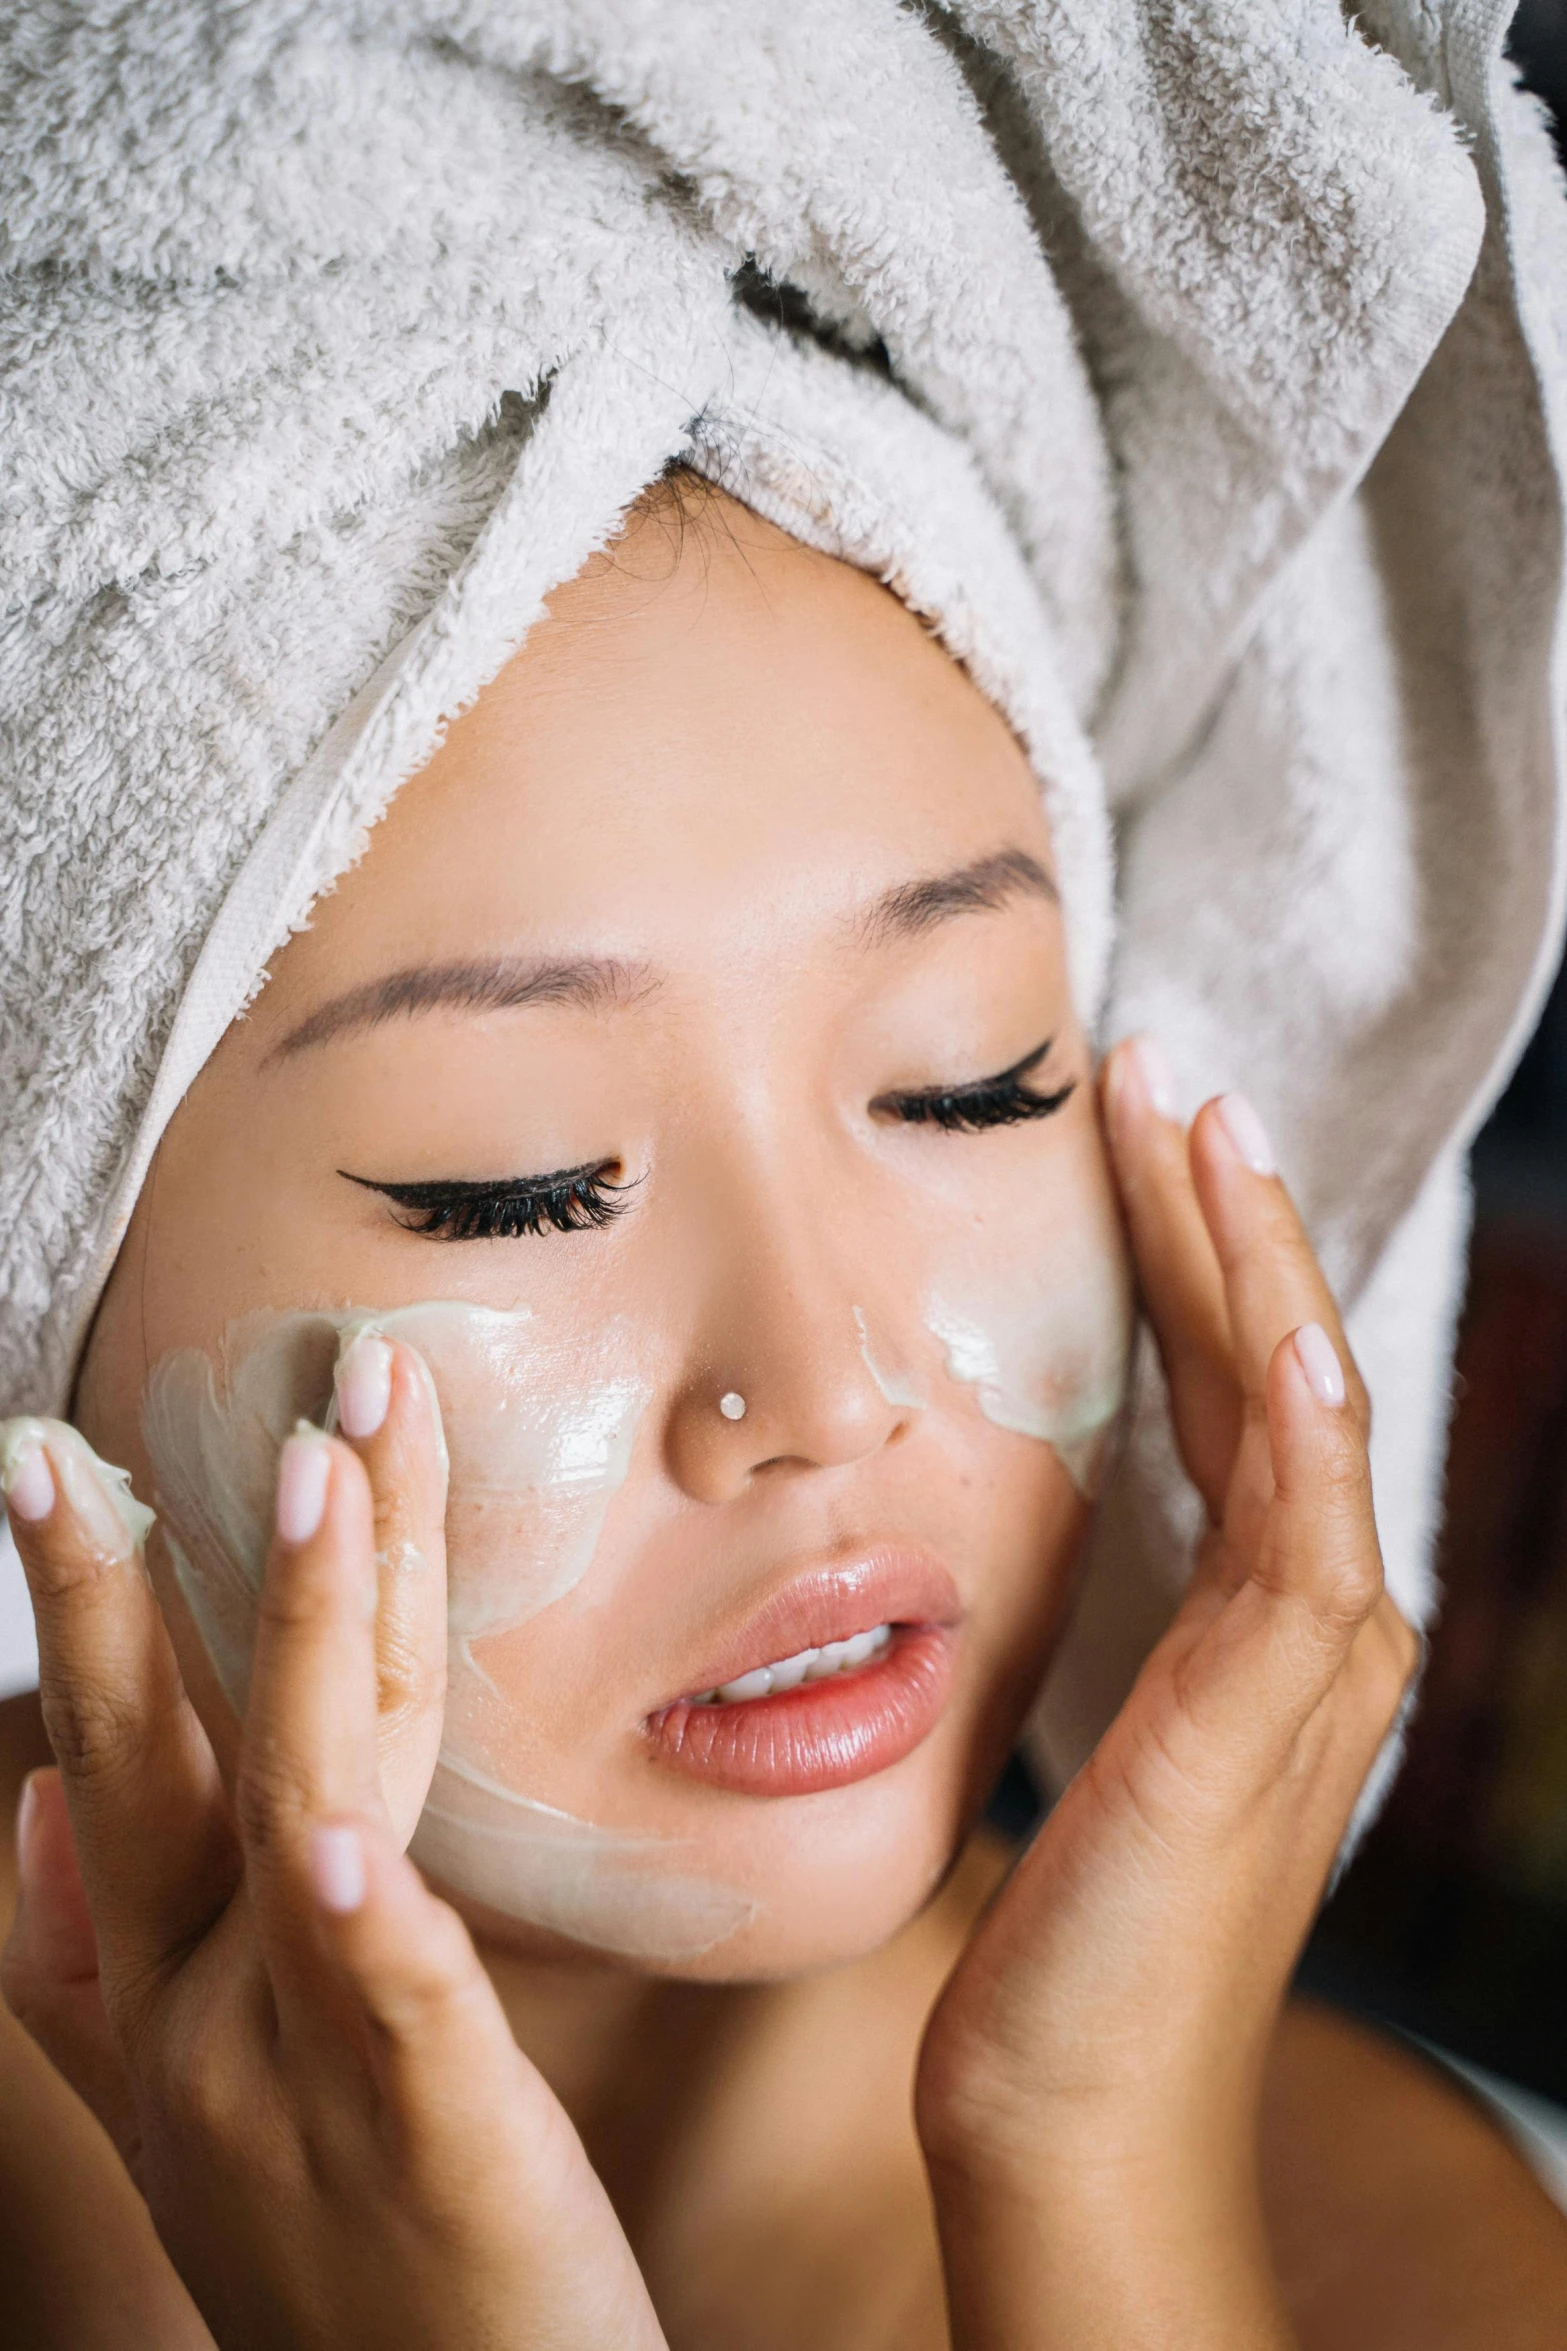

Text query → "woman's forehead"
[257,489,1055,1023]
[262,848,1063,1073]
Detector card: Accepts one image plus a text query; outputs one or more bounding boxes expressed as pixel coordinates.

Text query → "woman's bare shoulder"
[0,1688,213,2350]
[1264,1996,1567,2349]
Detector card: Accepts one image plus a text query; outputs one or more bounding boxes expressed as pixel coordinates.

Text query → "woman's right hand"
[0,1343,666,2351]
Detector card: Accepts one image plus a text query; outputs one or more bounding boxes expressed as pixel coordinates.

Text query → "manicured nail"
[1293,1321,1346,1408]
[309,1823,366,1915]
[276,1428,331,1545]
[1128,1034,1178,1120]
[2,1425,55,1524]
[335,1331,393,1441]
[1215,1091,1277,1176]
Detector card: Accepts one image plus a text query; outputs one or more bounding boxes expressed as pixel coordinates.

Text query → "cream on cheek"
[142,1302,757,1962]
[856,1141,1133,1495]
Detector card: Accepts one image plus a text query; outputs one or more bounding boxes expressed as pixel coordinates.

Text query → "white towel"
[2,1,1564,1788]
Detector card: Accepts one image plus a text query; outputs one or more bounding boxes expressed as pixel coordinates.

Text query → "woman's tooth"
[695,1624,893,1703]
[716,1664,774,1703]
[766,1648,816,1692]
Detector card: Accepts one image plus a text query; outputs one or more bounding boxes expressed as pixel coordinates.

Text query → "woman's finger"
[1187,1093,1370,1438]
[1,1419,234,2035]
[1101,1037,1240,1515]
[1177,1325,1395,1766]
[1170,1091,1370,1591]
[303,1819,535,2149]
[234,1429,388,2023]
[303,1819,668,2343]
[330,1333,449,1845]
[1,1769,142,2158]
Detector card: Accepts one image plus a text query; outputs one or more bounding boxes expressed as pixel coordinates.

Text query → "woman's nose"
[664,1190,914,1506]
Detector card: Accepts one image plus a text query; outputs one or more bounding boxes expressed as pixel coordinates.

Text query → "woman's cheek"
[131,1117,1127,1977]
[856,1123,1134,1504]
[141,1296,761,1965]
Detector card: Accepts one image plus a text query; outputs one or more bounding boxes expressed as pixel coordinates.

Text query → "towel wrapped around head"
[3,0,1565,1787]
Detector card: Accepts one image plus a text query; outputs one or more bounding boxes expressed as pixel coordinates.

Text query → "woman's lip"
[647,1624,956,1798]
[641,1545,962,1800]
[654,1545,962,1710]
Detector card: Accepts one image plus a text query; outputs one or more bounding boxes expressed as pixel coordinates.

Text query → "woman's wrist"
[925,2126,1297,2351]
[919,2048,1296,2351]
[916,1991,1272,2199]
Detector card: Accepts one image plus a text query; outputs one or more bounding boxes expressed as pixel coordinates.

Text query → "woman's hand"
[0,1339,666,2351]
[916,1039,1419,2351]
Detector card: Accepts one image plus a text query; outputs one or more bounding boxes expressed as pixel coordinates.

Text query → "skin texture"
[3,484,1567,2347]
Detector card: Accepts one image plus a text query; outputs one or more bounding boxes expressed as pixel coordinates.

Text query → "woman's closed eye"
[872,1037,1076,1134]
[338,1161,631,1240]
[339,1042,1075,1243]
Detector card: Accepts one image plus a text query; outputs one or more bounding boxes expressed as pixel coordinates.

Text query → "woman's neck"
[468,1833,1011,2346]
[474,1944,764,2193]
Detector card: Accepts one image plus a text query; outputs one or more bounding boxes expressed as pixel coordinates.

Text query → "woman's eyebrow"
[269,954,658,1058]
[858,847,1059,946]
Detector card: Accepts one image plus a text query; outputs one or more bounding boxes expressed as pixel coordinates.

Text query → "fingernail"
[309,1823,366,1915]
[1128,1034,1178,1120]
[276,1428,332,1545]
[335,1332,392,1441]
[1293,1321,1347,1408]
[1215,1091,1277,1177]
[1,1423,55,1523]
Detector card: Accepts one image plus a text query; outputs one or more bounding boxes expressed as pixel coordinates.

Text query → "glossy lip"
[644,1546,961,1799]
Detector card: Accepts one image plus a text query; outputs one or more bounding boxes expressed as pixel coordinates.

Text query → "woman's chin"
[433,1783,968,1983]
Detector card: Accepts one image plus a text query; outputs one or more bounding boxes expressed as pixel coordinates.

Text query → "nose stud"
[719,1391,747,1421]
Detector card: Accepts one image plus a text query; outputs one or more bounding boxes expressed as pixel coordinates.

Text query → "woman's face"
[77,486,1129,1980]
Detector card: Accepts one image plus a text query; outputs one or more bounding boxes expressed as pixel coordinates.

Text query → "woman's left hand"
[915,1037,1419,2351]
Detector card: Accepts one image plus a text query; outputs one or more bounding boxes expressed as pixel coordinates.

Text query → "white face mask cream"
[923,1234,1131,1498]
[143,1302,755,1962]
[854,1166,1132,1499]
[410,1753,757,1960]
[852,1306,926,1412]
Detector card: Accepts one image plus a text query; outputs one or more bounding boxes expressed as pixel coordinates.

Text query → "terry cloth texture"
[2,0,1565,1789]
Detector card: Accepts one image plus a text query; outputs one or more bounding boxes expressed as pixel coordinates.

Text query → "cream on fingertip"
[0,1420,55,1523]
[334,1330,393,1440]
[3,1417,155,1553]
[276,1426,332,1545]
[1293,1321,1346,1408]
[309,1822,366,1915]
[1215,1090,1278,1177]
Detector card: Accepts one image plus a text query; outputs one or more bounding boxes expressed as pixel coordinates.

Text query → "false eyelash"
[874,1038,1076,1134]
[338,1162,631,1241]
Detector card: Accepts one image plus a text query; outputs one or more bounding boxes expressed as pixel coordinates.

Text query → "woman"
[4,3,1567,2343]
[5,475,1567,2348]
